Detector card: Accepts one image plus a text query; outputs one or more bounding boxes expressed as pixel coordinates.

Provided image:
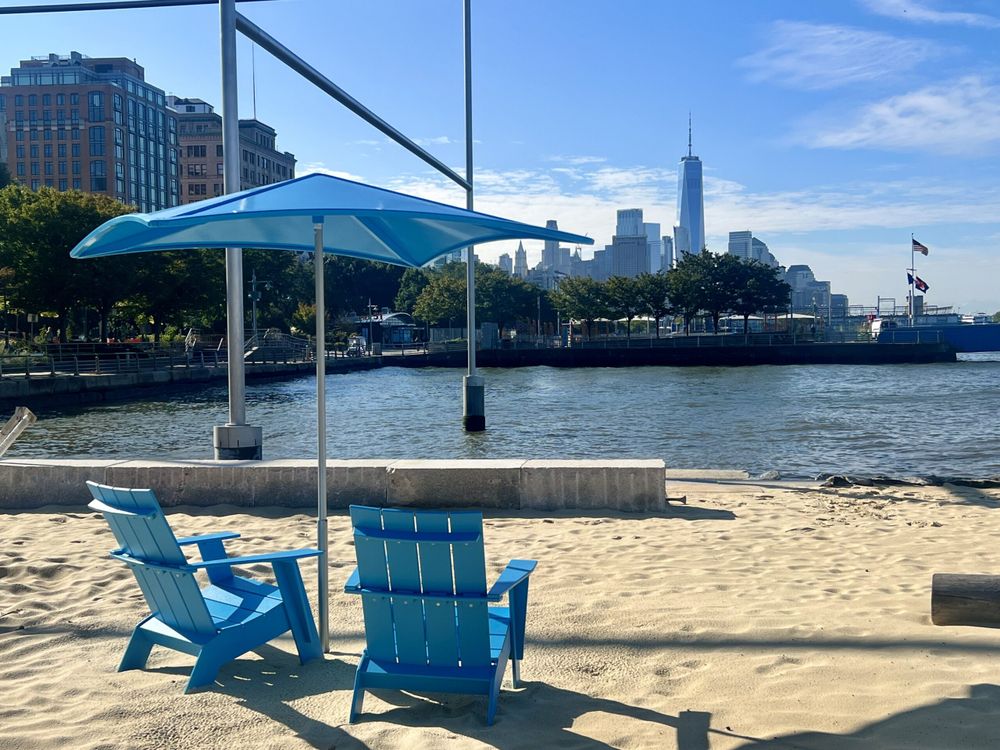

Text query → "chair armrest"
[190,547,321,569]
[487,559,537,602]
[176,531,241,546]
[344,567,361,594]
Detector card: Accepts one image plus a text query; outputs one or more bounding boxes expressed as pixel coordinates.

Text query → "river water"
[12,355,1000,478]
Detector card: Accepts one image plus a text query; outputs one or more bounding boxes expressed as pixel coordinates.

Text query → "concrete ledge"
[0,458,666,512]
[387,460,524,509]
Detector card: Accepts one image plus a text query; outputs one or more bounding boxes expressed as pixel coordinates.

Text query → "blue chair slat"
[87,481,320,692]
[382,511,427,665]
[350,506,398,662]
[416,511,460,667]
[449,512,491,668]
[346,504,536,724]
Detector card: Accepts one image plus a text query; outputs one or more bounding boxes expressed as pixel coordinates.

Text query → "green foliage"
[0,163,11,189]
[604,276,643,341]
[394,268,430,314]
[633,272,673,337]
[0,185,132,341]
[549,276,607,338]
[413,272,466,326]
[993,311,1000,323]
[730,260,791,333]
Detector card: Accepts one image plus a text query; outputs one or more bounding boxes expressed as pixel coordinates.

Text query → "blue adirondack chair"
[85,480,322,692]
[344,505,537,725]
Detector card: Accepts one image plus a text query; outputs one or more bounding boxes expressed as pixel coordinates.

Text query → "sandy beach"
[4,479,1000,749]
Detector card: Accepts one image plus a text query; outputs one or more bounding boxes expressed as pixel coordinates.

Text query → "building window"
[58,144,66,157]
[59,179,68,191]
[72,161,80,175]
[57,129,66,141]
[43,130,51,141]
[30,145,38,158]
[30,162,39,176]
[44,163,53,176]
[56,94,64,106]
[0,94,6,111]
[58,162,66,175]
[72,143,80,157]
[186,145,207,158]
[42,94,51,106]
[14,94,23,106]
[15,131,24,142]
[15,146,24,159]
[43,145,52,158]
[90,161,107,191]
[88,91,104,121]
[28,94,36,106]
[216,144,224,158]
[56,109,64,123]
[16,163,25,177]
[71,128,80,140]
[31,180,40,191]
[72,178,81,190]
[89,126,105,156]
[70,109,79,123]
[70,93,79,105]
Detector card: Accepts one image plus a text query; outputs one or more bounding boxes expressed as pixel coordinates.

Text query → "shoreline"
[5,479,1000,748]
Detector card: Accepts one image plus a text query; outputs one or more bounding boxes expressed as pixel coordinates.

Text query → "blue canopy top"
[70,172,592,266]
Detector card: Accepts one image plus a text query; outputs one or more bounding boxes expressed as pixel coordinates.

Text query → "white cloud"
[861,0,1000,28]
[298,162,366,182]
[413,135,454,146]
[545,155,608,165]
[738,21,939,90]
[804,76,1000,154]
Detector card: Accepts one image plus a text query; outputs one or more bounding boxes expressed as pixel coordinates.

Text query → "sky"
[4,0,1000,312]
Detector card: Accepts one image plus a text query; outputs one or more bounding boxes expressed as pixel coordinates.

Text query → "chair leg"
[273,559,322,664]
[118,627,154,672]
[511,657,521,688]
[349,654,369,724]
[186,649,224,693]
[487,679,501,726]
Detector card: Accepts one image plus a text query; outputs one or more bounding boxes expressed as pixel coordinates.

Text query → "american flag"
[912,238,929,255]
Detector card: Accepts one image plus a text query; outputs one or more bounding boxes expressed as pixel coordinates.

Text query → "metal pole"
[462,0,485,431]
[234,11,468,192]
[250,270,258,343]
[0,0,273,14]
[313,221,329,653]
[212,0,262,459]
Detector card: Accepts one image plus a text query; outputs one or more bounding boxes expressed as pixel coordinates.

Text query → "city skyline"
[2,1,999,312]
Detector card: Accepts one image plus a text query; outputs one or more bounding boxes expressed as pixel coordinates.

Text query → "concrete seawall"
[0,458,666,513]
[0,358,379,410]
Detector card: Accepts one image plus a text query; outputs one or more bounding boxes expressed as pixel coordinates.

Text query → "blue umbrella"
[71,171,592,648]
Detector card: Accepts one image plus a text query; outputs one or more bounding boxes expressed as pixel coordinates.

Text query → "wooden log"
[932,573,1000,627]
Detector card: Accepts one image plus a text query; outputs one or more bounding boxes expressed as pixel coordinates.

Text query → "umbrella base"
[213,424,263,460]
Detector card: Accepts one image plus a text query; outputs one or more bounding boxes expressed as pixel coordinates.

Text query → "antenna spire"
[688,112,692,157]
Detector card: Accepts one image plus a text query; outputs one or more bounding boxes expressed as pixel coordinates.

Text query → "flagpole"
[909,233,915,323]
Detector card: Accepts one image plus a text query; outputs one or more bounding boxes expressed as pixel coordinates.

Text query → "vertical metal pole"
[213,0,261,459]
[462,0,485,431]
[314,221,329,653]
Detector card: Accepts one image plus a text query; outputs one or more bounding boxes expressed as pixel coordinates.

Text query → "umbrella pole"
[314,220,329,653]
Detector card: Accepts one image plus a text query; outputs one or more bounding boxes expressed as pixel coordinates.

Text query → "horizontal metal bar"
[235,11,471,192]
[0,0,272,14]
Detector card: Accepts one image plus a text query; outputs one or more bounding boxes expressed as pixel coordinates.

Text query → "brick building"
[167,96,295,204]
[0,51,180,211]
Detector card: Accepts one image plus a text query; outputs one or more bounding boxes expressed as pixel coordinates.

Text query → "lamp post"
[248,270,271,344]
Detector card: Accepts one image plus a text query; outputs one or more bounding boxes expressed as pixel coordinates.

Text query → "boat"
[870,315,1000,352]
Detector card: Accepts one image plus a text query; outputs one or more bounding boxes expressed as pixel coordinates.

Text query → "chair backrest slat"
[350,505,492,670]
[87,481,214,637]
[415,511,460,666]
[351,506,397,661]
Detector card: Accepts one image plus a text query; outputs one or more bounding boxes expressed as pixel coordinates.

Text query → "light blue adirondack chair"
[86,481,322,692]
[344,505,537,725]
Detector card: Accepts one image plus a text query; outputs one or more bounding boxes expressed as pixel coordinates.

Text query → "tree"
[664,255,704,334]
[413,273,467,328]
[394,268,430,314]
[665,250,742,334]
[475,265,536,340]
[129,250,225,342]
[0,185,132,342]
[549,276,607,340]
[604,276,643,343]
[0,163,11,189]
[634,272,673,338]
[730,260,792,334]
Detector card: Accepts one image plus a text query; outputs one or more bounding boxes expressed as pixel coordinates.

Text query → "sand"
[4,480,1000,749]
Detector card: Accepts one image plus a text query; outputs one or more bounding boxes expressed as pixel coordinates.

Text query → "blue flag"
[907,272,929,293]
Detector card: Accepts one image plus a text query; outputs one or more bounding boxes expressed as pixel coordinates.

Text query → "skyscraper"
[541,219,559,269]
[676,115,705,255]
[513,241,528,278]
[661,235,674,270]
[498,252,513,275]
[616,208,644,237]
[644,222,661,274]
